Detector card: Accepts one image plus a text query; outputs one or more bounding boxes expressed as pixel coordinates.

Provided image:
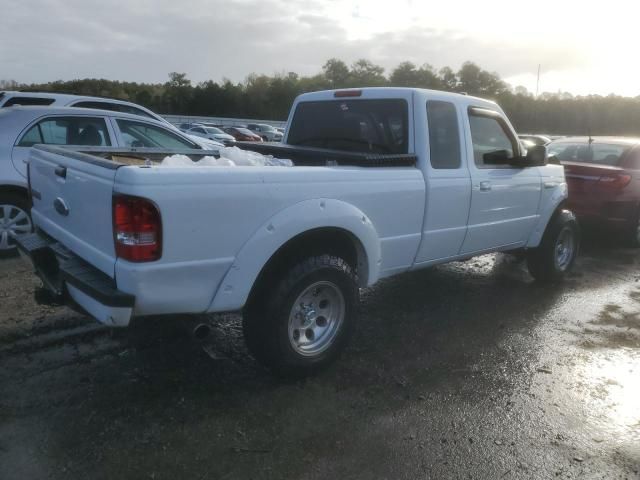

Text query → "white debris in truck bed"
[161,147,293,167]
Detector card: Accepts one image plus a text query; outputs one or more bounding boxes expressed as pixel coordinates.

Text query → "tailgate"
[29,145,119,277]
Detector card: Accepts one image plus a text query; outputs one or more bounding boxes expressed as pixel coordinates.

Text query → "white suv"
[0,91,167,123]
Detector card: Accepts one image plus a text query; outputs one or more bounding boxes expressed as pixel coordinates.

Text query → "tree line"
[3,59,640,136]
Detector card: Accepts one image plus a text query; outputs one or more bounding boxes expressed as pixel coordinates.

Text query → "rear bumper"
[15,232,135,327]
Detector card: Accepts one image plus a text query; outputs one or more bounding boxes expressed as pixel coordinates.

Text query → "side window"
[3,97,55,107]
[116,119,197,149]
[468,111,518,167]
[17,117,112,147]
[19,124,44,146]
[426,100,461,169]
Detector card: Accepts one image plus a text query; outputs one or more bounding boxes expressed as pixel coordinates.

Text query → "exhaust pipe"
[192,323,211,342]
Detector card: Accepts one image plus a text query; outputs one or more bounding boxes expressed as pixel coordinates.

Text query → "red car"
[548,137,640,245]
[223,126,263,142]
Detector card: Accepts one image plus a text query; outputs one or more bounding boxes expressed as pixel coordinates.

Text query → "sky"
[2,0,640,96]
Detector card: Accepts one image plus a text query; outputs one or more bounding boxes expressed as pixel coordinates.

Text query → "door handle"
[479,181,492,191]
[54,166,67,179]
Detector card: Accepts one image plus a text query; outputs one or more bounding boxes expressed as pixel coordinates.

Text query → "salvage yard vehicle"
[246,123,284,142]
[0,106,215,256]
[223,126,263,142]
[548,136,640,246]
[186,126,236,145]
[16,88,579,376]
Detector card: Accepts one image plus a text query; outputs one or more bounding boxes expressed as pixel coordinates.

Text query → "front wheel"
[527,209,580,282]
[626,210,640,248]
[243,255,358,377]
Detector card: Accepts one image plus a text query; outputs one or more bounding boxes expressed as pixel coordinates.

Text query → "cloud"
[0,0,598,93]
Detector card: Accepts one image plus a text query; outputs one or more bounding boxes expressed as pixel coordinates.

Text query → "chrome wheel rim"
[0,204,32,251]
[554,227,575,271]
[288,281,345,357]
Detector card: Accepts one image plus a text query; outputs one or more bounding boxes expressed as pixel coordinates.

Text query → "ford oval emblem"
[54,197,70,217]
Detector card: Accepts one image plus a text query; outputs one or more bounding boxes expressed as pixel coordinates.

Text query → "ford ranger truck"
[16,88,579,377]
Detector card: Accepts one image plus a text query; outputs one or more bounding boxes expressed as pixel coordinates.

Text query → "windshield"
[287,99,408,154]
[204,127,224,134]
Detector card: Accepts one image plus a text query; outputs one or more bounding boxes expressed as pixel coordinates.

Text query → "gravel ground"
[0,237,639,479]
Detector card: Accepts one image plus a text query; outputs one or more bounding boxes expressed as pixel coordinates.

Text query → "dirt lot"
[1,238,639,479]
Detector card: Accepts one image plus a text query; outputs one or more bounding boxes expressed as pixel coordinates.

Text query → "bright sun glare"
[319,0,640,96]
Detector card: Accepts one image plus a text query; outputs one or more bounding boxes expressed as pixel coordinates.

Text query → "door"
[460,108,542,254]
[415,100,471,264]
[11,115,114,178]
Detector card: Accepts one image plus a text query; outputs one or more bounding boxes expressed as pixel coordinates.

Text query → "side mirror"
[522,145,548,167]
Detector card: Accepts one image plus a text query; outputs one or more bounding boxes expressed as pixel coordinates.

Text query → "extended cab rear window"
[287,99,408,154]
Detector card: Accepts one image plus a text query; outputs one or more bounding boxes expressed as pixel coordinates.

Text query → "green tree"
[349,59,386,87]
[439,67,458,91]
[163,72,192,114]
[323,59,350,88]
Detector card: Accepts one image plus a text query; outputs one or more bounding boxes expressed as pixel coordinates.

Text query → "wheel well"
[0,185,29,200]
[247,228,368,305]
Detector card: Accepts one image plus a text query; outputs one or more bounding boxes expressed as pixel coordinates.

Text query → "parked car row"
[178,121,283,142]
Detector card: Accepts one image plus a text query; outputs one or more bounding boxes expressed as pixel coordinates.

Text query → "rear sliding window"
[287,99,408,154]
[2,97,55,107]
[548,142,629,166]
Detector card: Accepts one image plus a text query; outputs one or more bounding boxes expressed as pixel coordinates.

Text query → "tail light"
[597,173,632,190]
[113,195,162,262]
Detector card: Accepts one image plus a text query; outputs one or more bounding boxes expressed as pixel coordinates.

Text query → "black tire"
[0,192,32,259]
[625,210,640,248]
[527,209,580,282]
[261,135,268,142]
[243,255,358,378]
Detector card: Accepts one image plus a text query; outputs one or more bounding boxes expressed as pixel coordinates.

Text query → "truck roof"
[295,87,499,109]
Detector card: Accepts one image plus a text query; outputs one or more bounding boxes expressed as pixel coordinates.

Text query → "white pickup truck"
[17,87,579,376]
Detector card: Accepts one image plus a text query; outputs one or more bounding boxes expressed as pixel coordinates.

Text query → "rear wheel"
[527,209,579,282]
[0,193,32,258]
[243,255,358,377]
